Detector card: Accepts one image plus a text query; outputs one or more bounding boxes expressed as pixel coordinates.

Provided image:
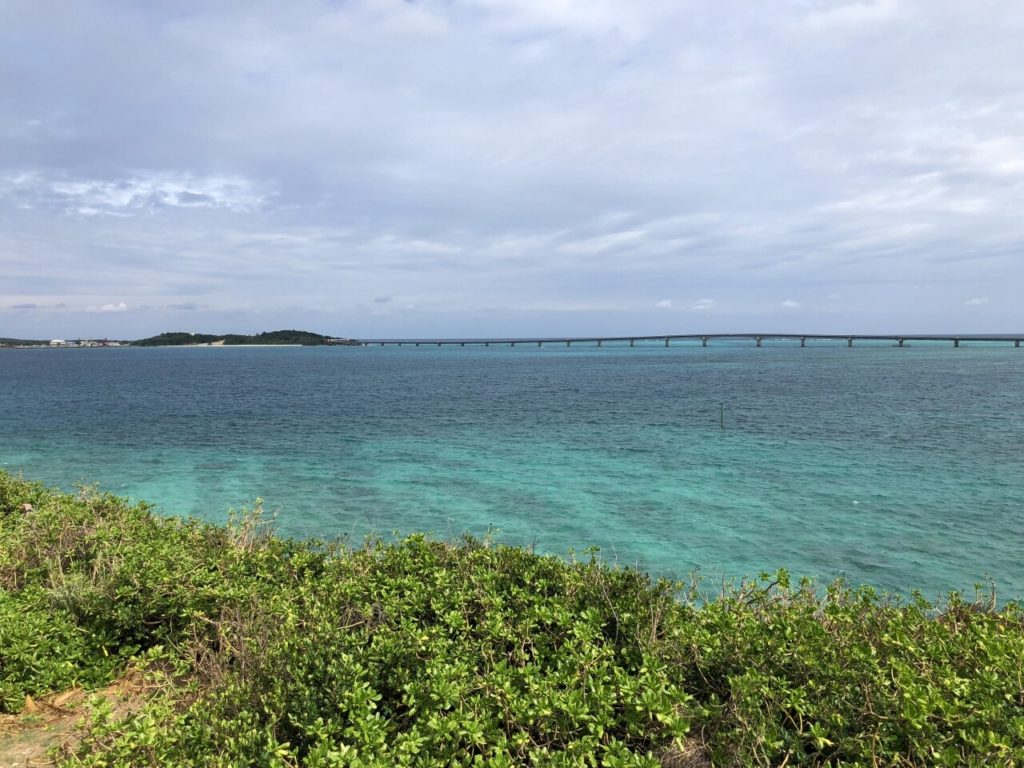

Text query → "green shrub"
[2,471,1022,766]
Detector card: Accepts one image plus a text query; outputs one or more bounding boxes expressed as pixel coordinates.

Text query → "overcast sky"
[2,0,1023,339]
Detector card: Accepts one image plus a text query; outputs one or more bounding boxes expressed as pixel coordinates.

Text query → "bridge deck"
[338,333,1023,347]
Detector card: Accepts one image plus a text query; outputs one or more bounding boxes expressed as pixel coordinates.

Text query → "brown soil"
[0,675,149,768]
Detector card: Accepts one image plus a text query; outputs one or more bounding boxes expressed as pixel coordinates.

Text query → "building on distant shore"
[45,339,122,348]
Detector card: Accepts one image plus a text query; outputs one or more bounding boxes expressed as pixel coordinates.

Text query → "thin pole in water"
[720,403,725,430]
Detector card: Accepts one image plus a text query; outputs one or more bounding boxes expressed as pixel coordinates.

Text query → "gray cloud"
[2,1,1023,338]
[174,191,215,206]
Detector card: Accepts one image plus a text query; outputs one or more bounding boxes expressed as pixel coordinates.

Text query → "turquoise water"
[1,342,1022,599]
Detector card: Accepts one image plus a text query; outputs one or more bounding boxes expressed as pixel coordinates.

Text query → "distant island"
[0,337,48,347]
[1,330,361,348]
[132,329,359,346]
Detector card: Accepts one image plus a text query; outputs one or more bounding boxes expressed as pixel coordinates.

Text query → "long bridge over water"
[338,333,1024,348]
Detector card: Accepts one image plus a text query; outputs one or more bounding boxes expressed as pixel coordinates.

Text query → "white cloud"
[965,137,1024,177]
[87,302,129,313]
[692,298,716,311]
[558,230,647,256]
[655,299,672,308]
[466,0,662,42]
[802,0,901,33]
[3,172,266,215]
[964,297,989,306]
[781,300,800,309]
[368,235,463,255]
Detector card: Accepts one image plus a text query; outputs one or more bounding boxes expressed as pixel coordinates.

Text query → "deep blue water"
[1,342,1022,599]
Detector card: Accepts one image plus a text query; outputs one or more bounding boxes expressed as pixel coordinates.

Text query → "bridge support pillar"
[665,337,670,347]
[537,341,542,347]
[629,339,634,347]
[847,338,853,347]
[756,336,762,347]
[898,339,904,347]
[460,342,465,347]
[702,336,708,347]
[485,342,489,347]
[1017,340,1021,348]
[566,341,571,347]
[597,339,602,347]
[510,342,516,347]
[379,342,384,347]
[800,337,806,347]
[415,343,420,347]
[437,342,442,347]
[954,338,960,348]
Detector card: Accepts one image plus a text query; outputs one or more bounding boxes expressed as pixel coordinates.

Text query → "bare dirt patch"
[0,675,149,768]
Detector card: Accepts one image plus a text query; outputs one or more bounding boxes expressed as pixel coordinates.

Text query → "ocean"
[2,341,1022,600]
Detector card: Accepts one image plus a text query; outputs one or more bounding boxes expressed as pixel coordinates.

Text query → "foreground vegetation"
[1,472,1022,766]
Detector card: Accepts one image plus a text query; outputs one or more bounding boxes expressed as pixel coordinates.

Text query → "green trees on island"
[1,471,1022,766]
[1,330,361,347]
[132,330,338,346]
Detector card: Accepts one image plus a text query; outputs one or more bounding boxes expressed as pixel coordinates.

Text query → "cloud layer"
[2,0,1023,337]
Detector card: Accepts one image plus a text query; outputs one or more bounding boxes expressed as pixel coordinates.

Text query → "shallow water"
[2,341,1022,599]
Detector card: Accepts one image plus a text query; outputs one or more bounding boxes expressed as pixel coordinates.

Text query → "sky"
[2,0,1023,340]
